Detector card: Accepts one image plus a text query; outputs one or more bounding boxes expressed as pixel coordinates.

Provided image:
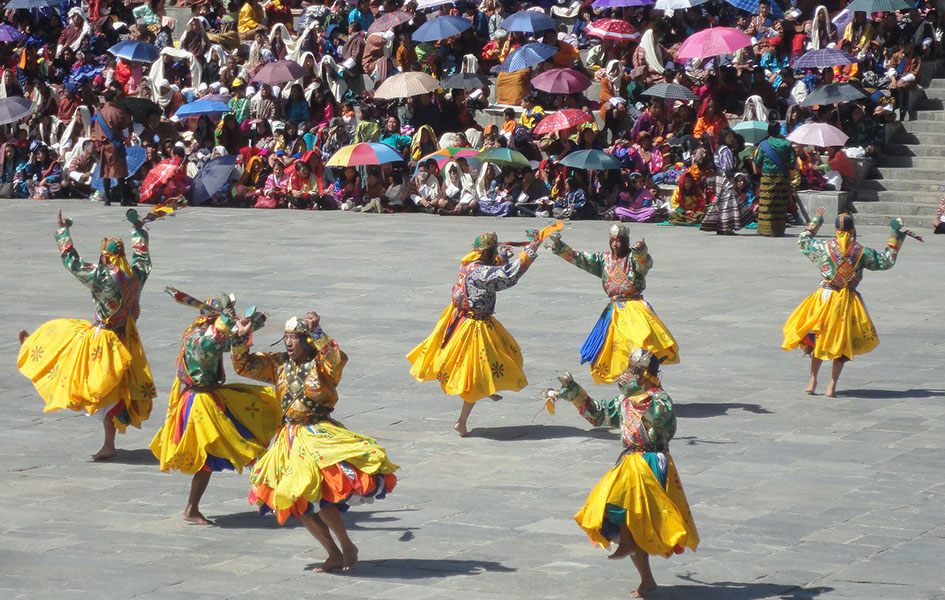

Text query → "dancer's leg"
[91,417,117,461]
[300,512,344,572]
[807,357,823,394]
[825,359,845,398]
[317,505,358,571]
[183,470,214,525]
[607,523,657,597]
[454,399,475,437]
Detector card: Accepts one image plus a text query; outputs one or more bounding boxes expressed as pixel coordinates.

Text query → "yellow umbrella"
[373,72,441,100]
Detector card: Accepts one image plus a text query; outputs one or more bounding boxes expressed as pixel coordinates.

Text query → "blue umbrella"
[109,40,160,63]
[722,0,783,19]
[846,0,909,12]
[502,11,556,34]
[412,16,472,43]
[558,150,621,171]
[500,43,558,73]
[174,100,231,119]
[91,146,149,193]
[191,155,237,205]
[4,0,66,8]
[792,48,857,70]
[64,63,105,93]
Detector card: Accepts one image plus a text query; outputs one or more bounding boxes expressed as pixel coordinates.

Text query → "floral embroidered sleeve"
[56,226,98,290]
[551,237,604,278]
[467,248,538,293]
[798,216,829,266]
[631,243,652,278]
[231,341,284,386]
[130,225,151,283]
[861,229,905,271]
[307,326,347,390]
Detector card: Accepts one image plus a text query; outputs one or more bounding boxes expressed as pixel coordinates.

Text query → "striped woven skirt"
[757,173,790,237]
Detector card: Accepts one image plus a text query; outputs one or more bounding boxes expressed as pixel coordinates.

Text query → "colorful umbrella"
[417,147,480,168]
[676,27,752,60]
[641,82,698,101]
[500,43,558,73]
[558,149,621,170]
[0,24,25,43]
[531,68,592,94]
[441,72,492,90]
[0,96,34,126]
[108,40,159,63]
[140,157,185,204]
[722,0,784,18]
[327,142,404,167]
[411,15,472,43]
[192,155,237,205]
[732,120,769,144]
[367,10,412,35]
[251,60,308,85]
[845,0,909,12]
[793,48,857,69]
[655,0,708,8]
[373,71,440,99]
[174,100,231,119]
[786,122,849,148]
[477,147,530,169]
[92,146,148,193]
[533,109,595,135]
[800,82,867,107]
[502,11,556,34]
[587,19,640,41]
[592,0,654,6]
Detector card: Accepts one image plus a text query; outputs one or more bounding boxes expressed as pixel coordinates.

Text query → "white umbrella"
[654,0,708,9]
[786,123,849,148]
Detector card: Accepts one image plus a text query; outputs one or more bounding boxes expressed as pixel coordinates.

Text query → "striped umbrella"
[641,82,698,101]
[722,0,784,18]
[367,10,412,35]
[373,72,440,99]
[793,48,857,69]
[845,0,909,12]
[676,27,752,60]
[587,19,640,42]
[533,109,595,135]
[327,143,404,167]
[531,68,592,94]
[417,147,480,167]
[500,43,558,73]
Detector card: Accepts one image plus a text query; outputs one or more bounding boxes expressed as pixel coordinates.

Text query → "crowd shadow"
[668,575,833,600]
[676,403,773,418]
[468,424,619,442]
[304,557,516,579]
[838,388,943,400]
[100,448,159,465]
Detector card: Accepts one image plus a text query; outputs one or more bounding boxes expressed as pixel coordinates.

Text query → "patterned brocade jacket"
[799,216,903,291]
[177,315,236,389]
[572,379,676,453]
[231,326,348,425]
[55,225,151,329]
[552,239,652,302]
[452,247,538,317]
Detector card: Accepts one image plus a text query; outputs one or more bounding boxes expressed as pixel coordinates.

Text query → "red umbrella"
[531,68,592,94]
[587,19,640,41]
[139,157,185,204]
[368,10,413,35]
[533,109,595,135]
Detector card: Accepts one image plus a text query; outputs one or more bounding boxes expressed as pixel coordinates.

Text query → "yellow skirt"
[150,379,281,474]
[781,288,879,360]
[249,420,399,524]
[586,301,680,385]
[17,318,155,433]
[407,306,527,403]
[575,453,699,558]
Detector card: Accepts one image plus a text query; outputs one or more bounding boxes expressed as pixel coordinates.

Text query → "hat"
[609,224,629,238]
[232,77,245,87]
[245,85,256,96]
[923,37,934,49]
[628,171,644,180]
[495,28,508,39]
[835,213,855,232]
[284,316,310,336]
[473,232,498,249]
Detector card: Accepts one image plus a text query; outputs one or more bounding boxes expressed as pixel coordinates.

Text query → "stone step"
[858,179,945,193]
[915,98,945,112]
[872,166,945,181]
[876,154,945,168]
[893,130,945,144]
[885,142,945,156]
[898,119,945,133]
[850,211,934,227]
[920,87,945,101]
[853,200,940,217]
[854,189,941,204]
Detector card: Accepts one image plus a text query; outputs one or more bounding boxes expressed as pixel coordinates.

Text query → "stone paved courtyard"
[1,200,942,600]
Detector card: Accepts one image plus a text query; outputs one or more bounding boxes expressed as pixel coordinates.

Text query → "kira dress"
[232,325,398,524]
[150,314,281,474]
[782,216,906,360]
[17,225,156,432]
[550,238,679,384]
[554,375,699,557]
[407,247,538,403]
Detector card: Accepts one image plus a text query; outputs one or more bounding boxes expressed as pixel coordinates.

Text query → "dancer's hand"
[235,317,253,338]
[304,311,320,330]
[57,209,68,229]
[633,237,645,251]
[815,206,825,218]
[527,239,540,253]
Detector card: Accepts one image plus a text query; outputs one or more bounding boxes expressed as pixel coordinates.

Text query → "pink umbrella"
[586,19,640,41]
[676,27,752,60]
[785,123,849,148]
[533,109,595,135]
[531,68,592,94]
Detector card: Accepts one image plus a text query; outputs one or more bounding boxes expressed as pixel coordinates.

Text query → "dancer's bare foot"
[825,382,837,398]
[489,394,503,401]
[183,508,215,525]
[341,543,359,571]
[806,375,817,395]
[453,422,469,437]
[18,330,29,345]
[630,581,658,598]
[312,553,344,573]
[90,445,117,461]
[607,543,637,560]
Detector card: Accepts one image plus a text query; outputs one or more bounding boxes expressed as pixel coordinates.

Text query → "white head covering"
[639,29,665,75]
